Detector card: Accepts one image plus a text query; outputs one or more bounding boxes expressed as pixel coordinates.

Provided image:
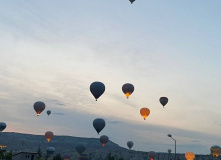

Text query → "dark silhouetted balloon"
[0,122,6,132]
[129,0,135,4]
[159,97,168,107]
[34,101,45,116]
[93,118,106,134]
[140,108,150,120]
[122,83,134,98]
[45,131,54,142]
[127,141,134,149]
[90,82,105,101]
[47,147,55,156]
[76,142,86,155]
[47,110,51,116]
[100,135,109,146]
[149,151,156,160]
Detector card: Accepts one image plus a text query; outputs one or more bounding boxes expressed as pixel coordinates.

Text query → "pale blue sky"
[0,0,221,154]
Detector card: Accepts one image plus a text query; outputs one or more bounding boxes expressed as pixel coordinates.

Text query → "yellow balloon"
[185,152,195,160]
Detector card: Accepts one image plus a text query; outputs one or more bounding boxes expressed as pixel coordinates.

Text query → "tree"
[119,158,124,160]
[53,154,63,160]
[37,146,42,158]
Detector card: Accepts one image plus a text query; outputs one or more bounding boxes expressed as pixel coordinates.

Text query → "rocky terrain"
[0,132,220,160]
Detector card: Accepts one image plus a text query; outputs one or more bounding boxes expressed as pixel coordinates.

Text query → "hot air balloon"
[93,118,106,134]
[63,154,71,160]
[168,149,172,153]
[90,81,105,101]
[33,101,45,116]
[79,154,88,160]
[76,142,86,155]
[210,145,221,158]
[127,141,134,149]
[129,0,135,4]
[159,97,168,107]
[47,147,55,156]
[0,122,6,132]
[148,151,156,160]
[140,108,150,120]
[45,131,54,142]
[122,83,134,98]
[185,152,195,160]
[47,110,51,116]
[100,135,109,146]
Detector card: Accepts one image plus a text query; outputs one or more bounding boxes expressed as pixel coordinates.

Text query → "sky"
[0,0,221,155]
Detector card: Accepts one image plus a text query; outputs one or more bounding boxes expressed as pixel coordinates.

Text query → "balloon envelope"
[140,108,150,120]
[148,151,156,160]
[90,82,105,101]
[122,83,134,98]
[47,147,55,156]
[100,135,109,146]
[93,118,106,134]
[185,152,195,160]
[210,145,221,158]
[63,153,71,160]
[33,101,45,116]
[45,131,54,142]
[0,122,6,132]
[129,0,135,4]
[76,142,86,155]
[159,97,168,107]
[127,141,134,149]
[47,110,51,115]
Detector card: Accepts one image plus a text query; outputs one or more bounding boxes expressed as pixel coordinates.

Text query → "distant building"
[12,152,38,160]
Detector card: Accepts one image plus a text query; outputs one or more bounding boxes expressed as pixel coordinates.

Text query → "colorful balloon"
[0,122,6,132]
[140,108,150,120]
[185,152,195,160]
[93,118,106,134]
[63,154,71,160]
[45,131,54,142]
[148,151,156,160]
[127,141,134,149]
[210,145,221,158]
[100,135,109,146]
[47,110,51,116]
[90,82,105,101]
[159,97,168,107]
[76,142,86,155]
[33,101,45,116]
[122,83,134,99]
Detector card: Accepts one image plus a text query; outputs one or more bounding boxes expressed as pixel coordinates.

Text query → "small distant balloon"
[185,152,195,160]
[129,0,135,4]
[33,101,45,116]
[63,154,71,160]
[122,83,134,99]
[45,131,54,142]
[159,97,168,107]
[93,118,106,134]
[127,141,134,149]
[140,108,150,120]
[76,142,86,155]
[148,151,156,160]
[90,81,105,101]
[0,122,6,132]
[100,135,109,146]
[47,147,55,156]
[168,149,172,153]
[47,110,51,116]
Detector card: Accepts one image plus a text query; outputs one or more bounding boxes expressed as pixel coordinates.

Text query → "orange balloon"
[45,131,54,142]
[185,152,195,160]
[140,108,150,120]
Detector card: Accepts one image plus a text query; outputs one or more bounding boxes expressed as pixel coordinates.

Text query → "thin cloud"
[52,112,66,116]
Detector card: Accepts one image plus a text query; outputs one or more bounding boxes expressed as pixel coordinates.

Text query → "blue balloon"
[0,122,6,132]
